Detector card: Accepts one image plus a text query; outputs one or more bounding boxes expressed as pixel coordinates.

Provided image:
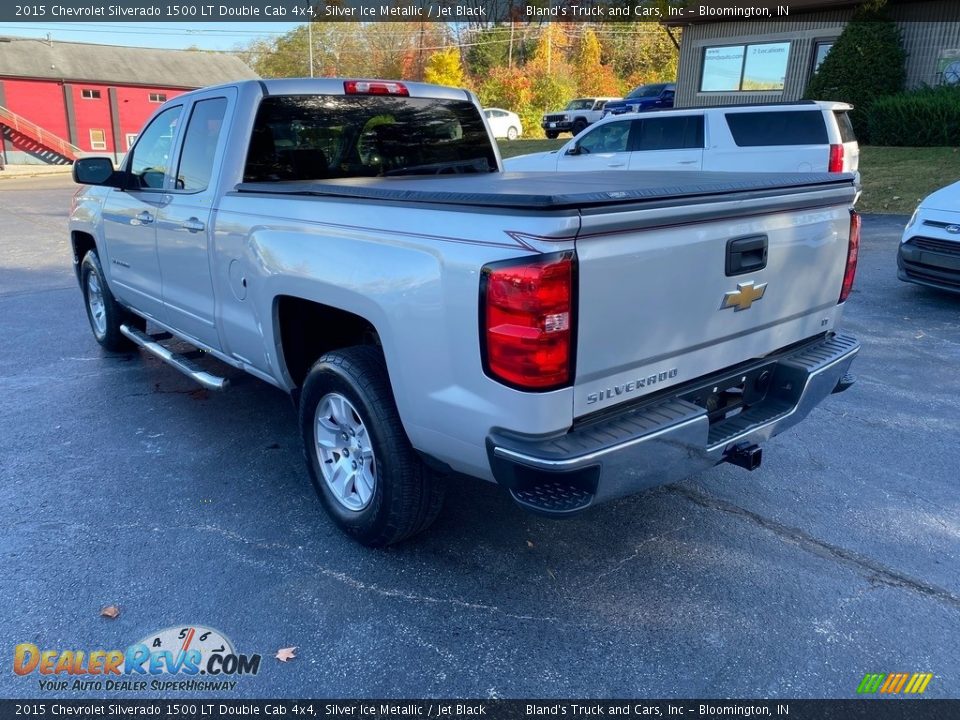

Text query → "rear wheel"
[80,251,144,352]
[299,345,445,547]
[506,126,519,141]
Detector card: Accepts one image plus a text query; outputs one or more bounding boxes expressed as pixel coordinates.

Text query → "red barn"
[0,36,258,165]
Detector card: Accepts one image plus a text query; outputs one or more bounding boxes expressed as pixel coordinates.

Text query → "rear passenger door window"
[174,97,228,192]
[628,116,704,171]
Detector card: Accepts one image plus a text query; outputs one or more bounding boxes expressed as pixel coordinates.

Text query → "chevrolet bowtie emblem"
[721,281,767,311]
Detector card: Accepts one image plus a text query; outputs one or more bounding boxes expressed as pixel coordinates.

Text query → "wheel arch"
[273,295,386,394]
[70,231,98,283]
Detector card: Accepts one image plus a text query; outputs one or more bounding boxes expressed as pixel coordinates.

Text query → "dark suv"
[602,83,676,117]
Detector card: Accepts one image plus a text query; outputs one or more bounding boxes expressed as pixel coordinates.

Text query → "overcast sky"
[0,22,301,51]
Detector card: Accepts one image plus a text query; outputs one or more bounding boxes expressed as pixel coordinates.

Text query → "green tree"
[465,26,511,76]
[804,6,906,142]
[424,47,466,88]
[600,24,678,90]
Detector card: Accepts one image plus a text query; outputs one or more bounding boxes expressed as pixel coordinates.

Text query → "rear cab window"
[244,95,497,182]
[725,110,828,147]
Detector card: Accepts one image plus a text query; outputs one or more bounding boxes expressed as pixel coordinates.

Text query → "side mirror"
[565,144,581,156]
[73,157,125,188]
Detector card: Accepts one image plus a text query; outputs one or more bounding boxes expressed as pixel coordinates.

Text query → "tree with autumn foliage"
[424,47,465,88]
[236,20,682,138]
[572,29,621,97]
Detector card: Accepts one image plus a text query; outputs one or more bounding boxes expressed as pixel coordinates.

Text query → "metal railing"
[0,104,82,161]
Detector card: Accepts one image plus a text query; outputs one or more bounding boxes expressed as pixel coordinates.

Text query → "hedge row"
[869,86,960,147]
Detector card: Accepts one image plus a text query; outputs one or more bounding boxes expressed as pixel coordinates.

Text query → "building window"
[89,129,107,151]
[81,89,101,100]
[812,42,834,74]
[126,133,138,150]
[701,42,791,92]
[149,93,167,103]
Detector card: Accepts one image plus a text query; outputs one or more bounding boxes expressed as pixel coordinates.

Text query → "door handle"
[678,160,699,165]
[182,217,205,233]
[136,211,154,225]
[607,163,626,168]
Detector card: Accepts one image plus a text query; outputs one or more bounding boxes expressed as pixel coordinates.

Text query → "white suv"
[540,97,621,139]
[509,101,859,175]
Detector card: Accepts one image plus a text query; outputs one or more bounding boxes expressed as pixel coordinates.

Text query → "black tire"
[299,345,445,547]
[545,131,559,140]
[79,250,144,352]
[572,119,588,135]
[506,126,519,141]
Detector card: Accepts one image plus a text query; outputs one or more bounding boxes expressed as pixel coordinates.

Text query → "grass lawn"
[497,140,960,215]
[856,146,960,214]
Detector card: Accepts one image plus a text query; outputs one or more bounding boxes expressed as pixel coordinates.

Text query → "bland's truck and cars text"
[69,79,861,547]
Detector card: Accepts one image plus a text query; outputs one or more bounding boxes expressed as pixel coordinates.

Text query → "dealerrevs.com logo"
[14,625,261,692]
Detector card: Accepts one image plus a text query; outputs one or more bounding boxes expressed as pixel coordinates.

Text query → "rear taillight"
[343,80,409,96]
[481,252,575,390]
[828,143,844,173]
[840,210,860,303]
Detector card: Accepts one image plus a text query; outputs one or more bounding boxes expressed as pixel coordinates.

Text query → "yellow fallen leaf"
[100,605,120,619]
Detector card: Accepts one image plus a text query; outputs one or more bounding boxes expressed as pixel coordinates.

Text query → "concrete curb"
[0,165,73,179]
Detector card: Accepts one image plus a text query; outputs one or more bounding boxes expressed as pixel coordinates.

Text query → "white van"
[505,101,859,175]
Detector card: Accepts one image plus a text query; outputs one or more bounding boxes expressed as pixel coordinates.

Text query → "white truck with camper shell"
[69,78,862,546]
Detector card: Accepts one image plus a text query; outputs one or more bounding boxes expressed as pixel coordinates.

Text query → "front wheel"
[545,131,559,140]
[80,251,144,352]
[572,119,588,135]
[299,345,445,547]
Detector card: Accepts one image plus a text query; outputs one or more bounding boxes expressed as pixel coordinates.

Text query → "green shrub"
[804,11,906,143]
[869,86,960,146]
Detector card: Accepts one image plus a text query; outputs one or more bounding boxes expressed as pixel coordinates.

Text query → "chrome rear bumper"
[487,333,860,516]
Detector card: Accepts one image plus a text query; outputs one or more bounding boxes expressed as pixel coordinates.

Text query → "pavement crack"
[665,484,960,612]
[306,565,560,623]
[596,524,688,581]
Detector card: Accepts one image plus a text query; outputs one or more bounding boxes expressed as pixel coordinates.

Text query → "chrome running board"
[120,324,229,392]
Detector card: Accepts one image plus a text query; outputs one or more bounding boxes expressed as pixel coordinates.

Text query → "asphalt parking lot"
[1,175,958,699]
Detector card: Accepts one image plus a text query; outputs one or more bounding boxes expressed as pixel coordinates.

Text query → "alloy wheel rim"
[314,392,376,512]
[86,272,107,337]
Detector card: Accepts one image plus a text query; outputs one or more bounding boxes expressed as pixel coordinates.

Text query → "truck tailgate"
[574,181,857,418]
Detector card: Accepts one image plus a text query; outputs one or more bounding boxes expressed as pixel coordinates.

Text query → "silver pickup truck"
[69,78,861,546]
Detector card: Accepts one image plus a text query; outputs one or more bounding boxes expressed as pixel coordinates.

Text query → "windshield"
[627,85,666,99]
[565,100,595,111]
[244,94,497,181]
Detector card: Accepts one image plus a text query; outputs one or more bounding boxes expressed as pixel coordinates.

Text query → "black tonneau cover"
[235,170,856,211]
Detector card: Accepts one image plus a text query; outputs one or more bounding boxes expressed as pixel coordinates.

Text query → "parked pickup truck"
[70,78,861,546]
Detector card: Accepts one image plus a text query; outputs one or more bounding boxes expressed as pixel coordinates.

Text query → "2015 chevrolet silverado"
[69,79,861,546]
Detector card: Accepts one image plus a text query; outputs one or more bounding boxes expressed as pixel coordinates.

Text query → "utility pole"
[547,27,552,73]
[308,21,314,77]
[419,21,425,80]
[508,22,514,68]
